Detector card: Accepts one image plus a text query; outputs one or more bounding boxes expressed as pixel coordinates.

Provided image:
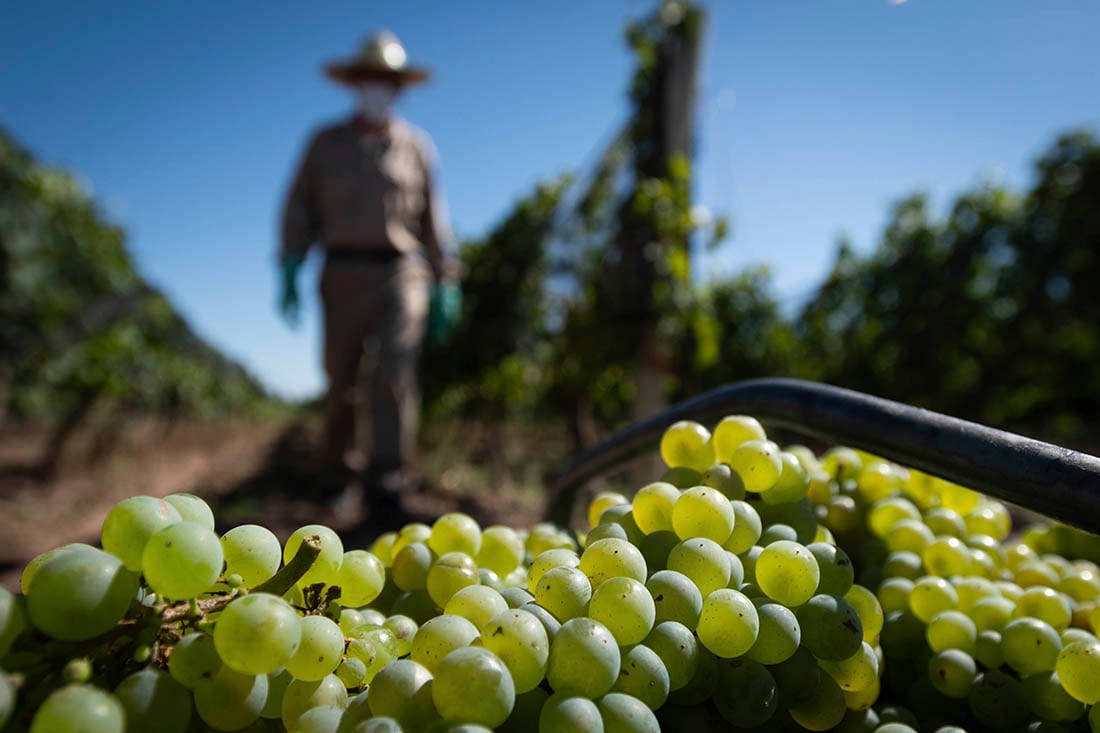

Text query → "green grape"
[335,550,386,607]
[965,504,1010,540]
[597,506,645,546]
[546,618,621,698]
[770,647,820,707]
[587,492,630,529]
[0,587,27,656]
[922,536,971,577]
[295,705,345,732]
[789,672,847,731]
[1015,586,1072,630]
[0,672,11,730]
[527,523,578,555]
[821,447,862,482]
[741,545,764,585]
[1061,627,1096,646]
[1001,617,1062,676]
[588,577,655,645]
[797,594,864,661]
[433,647,515,727]
[29,684,126,733]
[1055,640,1100,704]
[659,420,713,472]
[370,532,398,566]
[820,641,879,692]
[808,542,855,596]
[611,644,669,710]
[521,602,562,639]
[430,512,483,556]
[712,415,766,462]
[671,486,734,544]
[194,667,269,731]
[879,610,926,659]
[660,466,703,489]
[142,521,223,600]
[114,668,191,733]
[445,584,508,629]
[535,566,593,622]
[724,500,762,554]
[168,632,221,688]
[214,593,302,675]
[926,610,977,654]
[19,542,95,594]
[587,523,630,545]
[756,540,820,607]
[877,577,915,614]
[759,523,799,545]
[954,576,997,611]
[285,615,344,681]
[336,656,367,688]
[762,452,810,505]
[101,495,182,571]
[479,566,506,592]
[284,524,344,588]
[729,439,782,493]
[477,526,525,577]
[745,600,800,664]
[909,576,958,622]
[867,497,920,538]
[164,492,215,530]
[281,674,347,729]
[726,551,745,587]
[348,715,404,732]
[411,614,480,673]
[427,551,480,608]
[825,495,860,534]
[347,628,399,684]
[884,519,935,555]
[632,482,681,535]
[926,649,976,698]
[392,522,432,557]
[1022,670,1086,722]
[392,542,435,592]
[596,691,660,732]
[967,670,1030,732]
[367,659,438,730]
[637,531,679,573]
[527,549,581,593]
[665,644,719,706]
[845,585,885,642]
[666,537,730,596]
[480,608,550,694]
[383,614,418,657]
[712,658,778,728]
[26,545,138,641]
[221,525,282,588]
[539,692,603,733]
[1015,561,1061,588]
[1057,567,1100,602]
[924,508,966,538]
[843,672,882,714]
[701,463,747,501]
[970,595,1015,632]
[696,588,758,658]
[646,569,703,629]
[578,538,647,589]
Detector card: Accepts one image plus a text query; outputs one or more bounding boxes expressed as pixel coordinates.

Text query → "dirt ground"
[0,414,565,592]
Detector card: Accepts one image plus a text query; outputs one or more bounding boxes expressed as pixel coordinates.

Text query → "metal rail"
[546,378,1100,534]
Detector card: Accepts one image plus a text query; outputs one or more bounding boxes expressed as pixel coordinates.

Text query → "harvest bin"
[547,377,1100,534]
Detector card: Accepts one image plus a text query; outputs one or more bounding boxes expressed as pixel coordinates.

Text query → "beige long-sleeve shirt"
[280,116,451,280]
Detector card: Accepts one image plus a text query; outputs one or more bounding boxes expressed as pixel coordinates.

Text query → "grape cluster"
[1,416,1100,733]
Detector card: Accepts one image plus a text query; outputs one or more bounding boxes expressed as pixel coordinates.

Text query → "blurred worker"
[278,31,460,512]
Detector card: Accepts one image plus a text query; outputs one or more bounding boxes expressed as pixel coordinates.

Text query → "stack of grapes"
[1,415,1099,732]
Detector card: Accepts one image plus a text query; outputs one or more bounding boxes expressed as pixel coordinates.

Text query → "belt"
[325,248,403,263]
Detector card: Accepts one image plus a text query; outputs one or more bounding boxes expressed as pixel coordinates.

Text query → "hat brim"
[324,63,430,86]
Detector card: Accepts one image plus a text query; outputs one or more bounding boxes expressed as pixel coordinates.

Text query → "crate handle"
[546,378,1100,534]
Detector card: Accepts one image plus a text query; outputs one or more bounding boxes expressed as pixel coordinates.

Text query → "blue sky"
[3,1,1099,399]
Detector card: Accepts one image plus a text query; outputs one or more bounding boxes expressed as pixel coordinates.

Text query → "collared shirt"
[280,115,450,279]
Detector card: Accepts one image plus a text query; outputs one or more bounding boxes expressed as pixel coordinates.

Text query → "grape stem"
[252,534,323,597]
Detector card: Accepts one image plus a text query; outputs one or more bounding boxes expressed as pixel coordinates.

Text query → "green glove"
[426,282,462,346]
[278,255,302,328]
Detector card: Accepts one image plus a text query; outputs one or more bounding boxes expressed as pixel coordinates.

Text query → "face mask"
[357,82,398,122]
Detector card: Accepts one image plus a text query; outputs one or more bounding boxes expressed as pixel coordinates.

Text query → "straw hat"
[324,31,430,86]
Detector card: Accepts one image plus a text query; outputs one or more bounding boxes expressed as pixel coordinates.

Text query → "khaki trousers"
[319,255,430,474]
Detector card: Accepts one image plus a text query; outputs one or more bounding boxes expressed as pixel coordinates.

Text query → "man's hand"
[278,255,303,329]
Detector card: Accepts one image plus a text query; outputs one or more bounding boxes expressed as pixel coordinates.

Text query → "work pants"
[319,255,430,477]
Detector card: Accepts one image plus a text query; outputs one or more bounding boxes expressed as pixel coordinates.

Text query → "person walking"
[278,31,459,514]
